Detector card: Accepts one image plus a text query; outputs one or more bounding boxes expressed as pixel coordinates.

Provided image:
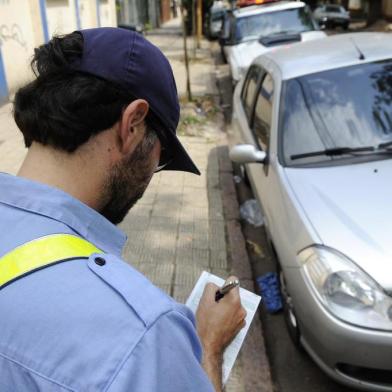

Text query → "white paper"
[185,271,261,384]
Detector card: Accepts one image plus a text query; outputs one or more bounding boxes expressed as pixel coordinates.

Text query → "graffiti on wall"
[0,24,27,50]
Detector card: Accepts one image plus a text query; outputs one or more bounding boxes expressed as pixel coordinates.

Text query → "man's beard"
[100,132,157,225]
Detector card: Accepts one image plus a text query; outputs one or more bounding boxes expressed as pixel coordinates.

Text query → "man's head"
[13,29,199,224]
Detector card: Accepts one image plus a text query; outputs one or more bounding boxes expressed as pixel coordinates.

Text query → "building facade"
[116,0,172,29]
[0,0,117,103]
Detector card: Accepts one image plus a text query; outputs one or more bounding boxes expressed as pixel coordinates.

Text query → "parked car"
[230,33,392,391]
[219,1,326,83]
[207,2,228,39]
[314,4,350,30]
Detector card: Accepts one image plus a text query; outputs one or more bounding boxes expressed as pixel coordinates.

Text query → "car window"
[235,7,315,43]
[221,15,231,39]
[325,5,342,13]
[253,73,274,151]
[242,65,262,123]
[280,59,392,166]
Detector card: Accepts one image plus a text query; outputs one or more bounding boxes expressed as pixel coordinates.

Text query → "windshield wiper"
[291,146,376,161]
[378,141,392,149]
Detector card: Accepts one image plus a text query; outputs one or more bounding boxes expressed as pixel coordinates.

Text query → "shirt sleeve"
[106,309,215,392]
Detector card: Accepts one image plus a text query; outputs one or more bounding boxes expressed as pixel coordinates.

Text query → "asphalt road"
[211,41,359,392]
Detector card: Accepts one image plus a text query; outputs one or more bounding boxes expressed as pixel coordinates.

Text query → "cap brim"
[162,130,201,175]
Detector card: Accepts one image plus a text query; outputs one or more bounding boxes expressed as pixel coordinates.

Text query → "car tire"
[343,22,349,30]
[278,262,303,349]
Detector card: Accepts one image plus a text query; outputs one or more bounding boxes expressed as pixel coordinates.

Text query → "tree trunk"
[367,0,382,25]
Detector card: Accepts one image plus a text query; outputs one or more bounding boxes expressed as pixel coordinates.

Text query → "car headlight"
[299,246,392,331]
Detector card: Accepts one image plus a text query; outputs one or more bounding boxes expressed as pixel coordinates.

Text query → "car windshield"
[235,7,315,43]
[280,59,392,166]
[325,5,343,13]
[211,10,225,21]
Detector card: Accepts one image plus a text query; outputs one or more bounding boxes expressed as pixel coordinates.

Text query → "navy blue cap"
[71,27,200,175]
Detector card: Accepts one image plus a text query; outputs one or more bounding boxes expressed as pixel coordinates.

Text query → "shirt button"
[95,257,106,266]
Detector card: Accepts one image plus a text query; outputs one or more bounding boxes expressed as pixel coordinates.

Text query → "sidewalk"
[127,17,273,391]
[0,18,273,391]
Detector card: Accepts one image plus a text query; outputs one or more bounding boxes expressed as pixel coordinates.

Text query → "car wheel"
[278,263,302,349]
[343,22,349,30]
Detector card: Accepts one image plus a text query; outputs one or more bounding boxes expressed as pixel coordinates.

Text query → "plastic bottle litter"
[239,199,264,227]
[256,272,283,314]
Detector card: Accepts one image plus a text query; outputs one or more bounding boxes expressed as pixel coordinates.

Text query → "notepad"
[186,271,261,384]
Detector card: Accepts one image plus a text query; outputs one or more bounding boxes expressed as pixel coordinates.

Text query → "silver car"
[220,1,325,83]
[230,33,392,391]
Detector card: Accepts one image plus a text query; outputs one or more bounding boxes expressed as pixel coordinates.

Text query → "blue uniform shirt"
[0,173,214,392]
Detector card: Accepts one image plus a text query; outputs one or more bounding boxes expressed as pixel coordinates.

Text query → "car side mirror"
[229,144,266,164]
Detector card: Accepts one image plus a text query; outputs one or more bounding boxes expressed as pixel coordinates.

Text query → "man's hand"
[196,276,246,391]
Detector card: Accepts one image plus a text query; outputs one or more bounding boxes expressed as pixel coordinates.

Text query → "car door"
[233,66,275,229]
[246,72,276,230]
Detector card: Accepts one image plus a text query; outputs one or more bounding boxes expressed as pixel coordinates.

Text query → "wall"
[382,0,392,18]
[0,0,43,96]
[98,0,117,26]
[46,0,77,36]
[349,0,362,10]
[0,0,116,102]
[160,0,171,23]
[78,0,98,28]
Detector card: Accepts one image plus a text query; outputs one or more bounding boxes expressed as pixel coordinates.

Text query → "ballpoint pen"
[215,279,240,302]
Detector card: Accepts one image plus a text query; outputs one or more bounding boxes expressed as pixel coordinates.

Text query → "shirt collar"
[0,173,127,256]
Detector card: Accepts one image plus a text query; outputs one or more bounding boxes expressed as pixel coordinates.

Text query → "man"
[0,28,246,391]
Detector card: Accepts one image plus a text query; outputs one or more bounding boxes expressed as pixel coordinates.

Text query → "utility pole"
[180,4,192,101]
[196,0,202,49]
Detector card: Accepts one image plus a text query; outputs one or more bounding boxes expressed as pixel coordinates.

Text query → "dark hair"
[13,32,152,152]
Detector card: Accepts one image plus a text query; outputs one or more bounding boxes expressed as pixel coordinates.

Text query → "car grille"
[337,363,392,386]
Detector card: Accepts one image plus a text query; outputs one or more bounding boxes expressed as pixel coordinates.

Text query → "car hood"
[285,159,392,291]
[231,31,326,70]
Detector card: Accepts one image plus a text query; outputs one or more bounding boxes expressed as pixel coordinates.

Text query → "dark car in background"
[313,4,350,30]
[207,2,228,39]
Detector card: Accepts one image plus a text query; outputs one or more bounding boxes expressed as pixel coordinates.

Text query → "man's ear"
[117,99,149,156]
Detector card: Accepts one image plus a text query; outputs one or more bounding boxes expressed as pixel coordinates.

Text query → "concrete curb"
[217,144,275,392]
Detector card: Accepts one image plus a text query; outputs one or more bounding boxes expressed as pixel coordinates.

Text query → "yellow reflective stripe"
[0,234,102,288]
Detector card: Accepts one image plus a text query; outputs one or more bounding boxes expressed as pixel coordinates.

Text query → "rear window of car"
[325,5,342,12]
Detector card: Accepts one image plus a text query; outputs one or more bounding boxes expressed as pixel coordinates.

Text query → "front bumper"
[285,267,392,391]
